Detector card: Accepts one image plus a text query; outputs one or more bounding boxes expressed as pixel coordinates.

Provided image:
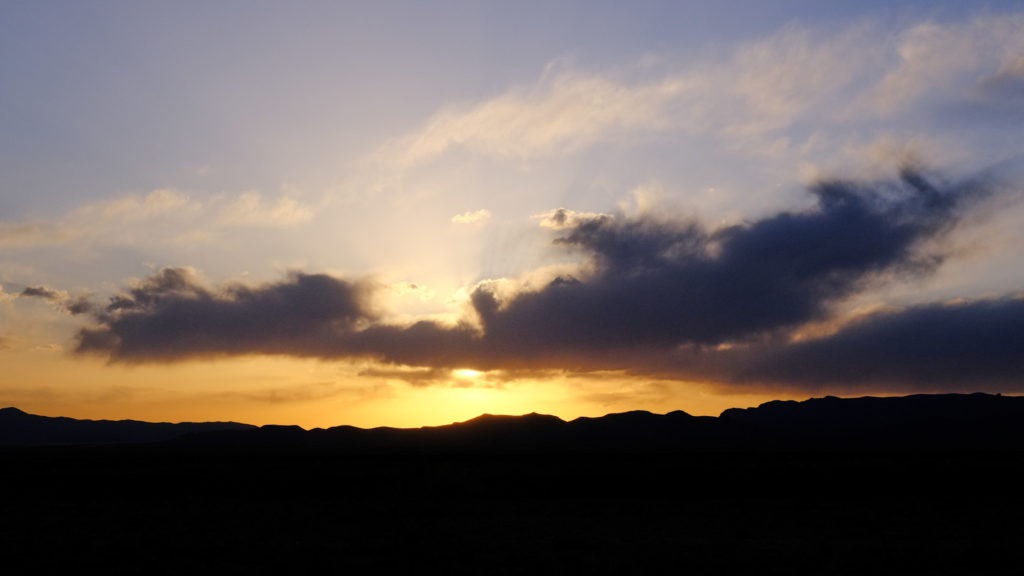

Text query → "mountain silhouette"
[6,392,1024,450]
[5,394,1024,574]
[0,406,255,446]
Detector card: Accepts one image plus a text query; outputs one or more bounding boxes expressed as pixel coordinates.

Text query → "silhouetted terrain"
[6,391,1024,450]
[4,394,1024,574]
[7,392,1024,451]
[0,406,255,446]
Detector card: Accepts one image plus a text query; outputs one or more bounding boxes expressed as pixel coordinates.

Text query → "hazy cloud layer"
[71,169,1024,392]
[379,72,686,168]
[0,189,316,250]
[216,192,315,228]
[374,13,1024,180]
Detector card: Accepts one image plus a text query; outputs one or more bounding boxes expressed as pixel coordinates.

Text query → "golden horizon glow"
[0,349,787,429]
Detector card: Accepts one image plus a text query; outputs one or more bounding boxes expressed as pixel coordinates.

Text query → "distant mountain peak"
[461,412,564,425]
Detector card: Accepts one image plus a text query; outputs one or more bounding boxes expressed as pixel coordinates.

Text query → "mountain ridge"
[5,392,1024,450]
[0,406,256,446]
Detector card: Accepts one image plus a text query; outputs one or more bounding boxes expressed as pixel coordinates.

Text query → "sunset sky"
[3,1,1024,428]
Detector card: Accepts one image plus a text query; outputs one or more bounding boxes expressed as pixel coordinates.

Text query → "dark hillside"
[4,395,1024,574]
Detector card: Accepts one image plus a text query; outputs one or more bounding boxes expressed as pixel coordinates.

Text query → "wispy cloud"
[357,366,460,388]
[865,15,1024,117]
[0,189,197,248]
[220,380,373,405]
[370,13,1024,187]
[379,71,687,169]
[0,189,317,250]
[217,192,315,228]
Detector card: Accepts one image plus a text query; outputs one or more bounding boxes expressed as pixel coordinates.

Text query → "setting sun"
[454,369,484,380]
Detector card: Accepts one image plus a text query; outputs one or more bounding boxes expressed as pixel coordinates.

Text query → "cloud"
[0,222,51,248]
[64,297,94,316]
[69,168,1024,394]
[720,296,1024,390]
[217,192,315,228]
[87,188,195,222]
[967,55,1024,119]
[20,286,65,301]
[0,189,199,249]
[357,366,459,388]
[0,285,16,303]
[0,189,317,250]
[469,168,983,357]
[379,70,687,169]
[365,12,1024,199]
[451,209,492,224]
[222,380,370,405]
[375,26,868,169]
[532,208,611,230]
[866,15,1024,117]
[16,285,92,315]
[77,268,376,362]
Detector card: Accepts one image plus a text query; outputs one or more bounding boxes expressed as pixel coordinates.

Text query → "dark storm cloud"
[725,297,1024,390]
[71,168,1024,392]
[469,168,981,354]
[77,268,375,361]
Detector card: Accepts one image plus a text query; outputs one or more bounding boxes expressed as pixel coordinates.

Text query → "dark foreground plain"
[3,394,1024,574]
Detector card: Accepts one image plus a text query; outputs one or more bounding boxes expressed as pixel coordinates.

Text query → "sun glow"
[454,368,484,379]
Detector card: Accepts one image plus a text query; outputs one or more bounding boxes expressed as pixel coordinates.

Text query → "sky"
[2,1,1024,428]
